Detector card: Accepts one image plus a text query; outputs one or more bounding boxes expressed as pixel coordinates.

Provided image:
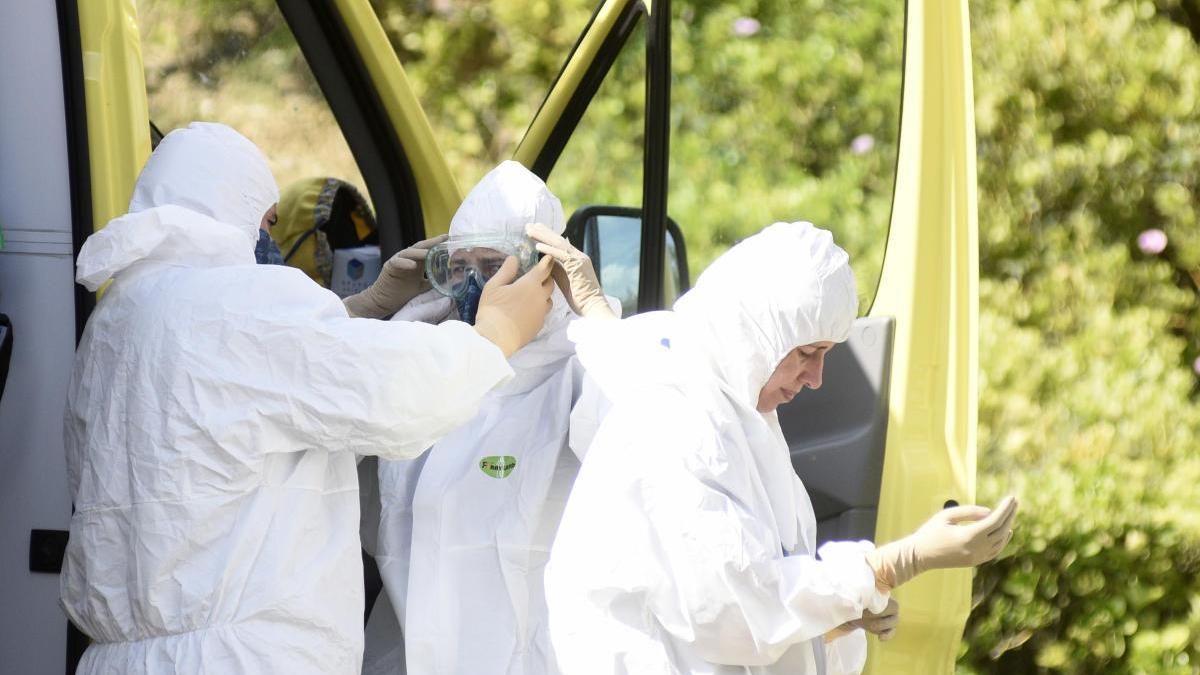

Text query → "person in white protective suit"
[363,161,616,675]
[544,222,1018,674]
[61,122,556,675]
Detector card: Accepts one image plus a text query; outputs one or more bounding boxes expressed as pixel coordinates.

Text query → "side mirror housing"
[563,205,689,316]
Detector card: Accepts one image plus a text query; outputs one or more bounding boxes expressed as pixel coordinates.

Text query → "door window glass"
[551,15,689,313]
[549,18,647,216]
[138,0,370,205]
[368,0,598,189]
[669,2,905,308]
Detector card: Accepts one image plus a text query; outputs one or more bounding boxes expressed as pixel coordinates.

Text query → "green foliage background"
[137,0,1200,671]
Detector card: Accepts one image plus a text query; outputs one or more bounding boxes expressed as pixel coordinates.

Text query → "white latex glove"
[825,597,900,643]
[343,234,448,319]
[866,496,1018,590]
[473,255,555,357]
[525,222,617,320]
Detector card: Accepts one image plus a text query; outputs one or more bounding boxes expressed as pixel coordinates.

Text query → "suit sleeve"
[623,410,887,666]
[224,274,513,460]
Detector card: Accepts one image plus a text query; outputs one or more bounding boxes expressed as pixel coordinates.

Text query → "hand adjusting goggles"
[425,235,538,323]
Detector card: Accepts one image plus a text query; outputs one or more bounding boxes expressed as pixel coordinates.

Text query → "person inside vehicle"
[61,122,556,674]
[272,176,376,287]
[366,161,619,675]
[542,221,1017,674]
[263,174,448,318]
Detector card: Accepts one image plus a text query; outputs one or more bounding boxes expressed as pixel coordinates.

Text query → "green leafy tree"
[963,0,1200,670]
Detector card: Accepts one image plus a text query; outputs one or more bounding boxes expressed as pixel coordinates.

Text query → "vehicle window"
[550,18,647,218]
[669,2,905,308]
[137,0,370,206]
[552,18,686,313]
[368,0,598,189]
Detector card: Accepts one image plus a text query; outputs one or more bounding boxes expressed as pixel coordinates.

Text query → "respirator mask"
[425,235,537,324]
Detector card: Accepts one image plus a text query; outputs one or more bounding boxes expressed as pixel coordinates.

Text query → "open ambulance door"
[515,1,979,673]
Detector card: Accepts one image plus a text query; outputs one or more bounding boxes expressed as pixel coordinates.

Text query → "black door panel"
[780,317,894,545]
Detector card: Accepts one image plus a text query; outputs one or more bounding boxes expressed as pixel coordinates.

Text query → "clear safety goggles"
[425,235,538,299]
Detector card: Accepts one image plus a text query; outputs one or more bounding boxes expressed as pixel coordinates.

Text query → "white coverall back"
[60,123,513,674]
[544,222,890,675]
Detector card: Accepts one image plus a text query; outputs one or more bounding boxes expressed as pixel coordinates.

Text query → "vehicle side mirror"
[563,206,689,316]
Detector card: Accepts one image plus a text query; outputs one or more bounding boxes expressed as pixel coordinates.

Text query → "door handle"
[0,313,11,402]
[29,529,68,574]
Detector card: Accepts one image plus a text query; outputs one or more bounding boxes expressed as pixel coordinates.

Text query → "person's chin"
[758,396,784,413]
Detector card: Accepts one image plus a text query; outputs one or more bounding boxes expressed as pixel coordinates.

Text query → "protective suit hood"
[674,221,857,552]
[672,221,858,410]
[453,162,573,374]
[450,160,564,239]
[398,160,579,377]
[76,122,279,290]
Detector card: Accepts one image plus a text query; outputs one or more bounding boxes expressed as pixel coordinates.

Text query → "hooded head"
[76,123,279,290]
[672,221,858,411]
[449,160,564,239]
[395,161,574,378]
[670,222,858,552]
[441,161,569,324]
[129,122,279,242]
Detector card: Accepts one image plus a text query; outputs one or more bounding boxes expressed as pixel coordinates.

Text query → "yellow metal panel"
[864,0,979,671]
[513,0,639,167]
[332,0,462,236]
[78,0,151,233]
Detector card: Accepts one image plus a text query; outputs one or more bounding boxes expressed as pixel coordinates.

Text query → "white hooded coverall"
[367,162,601,675]
[61,123,513,674]
[544,222,889,675]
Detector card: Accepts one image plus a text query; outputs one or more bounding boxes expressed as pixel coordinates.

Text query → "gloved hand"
[525,222,617,320]
[857,597,900,641]
[866,496,1018,590]
[826,597,900,643]
[343,234,447,319]
[473,255,555,357]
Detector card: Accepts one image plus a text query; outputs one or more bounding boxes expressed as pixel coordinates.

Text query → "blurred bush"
[960,466,1200,674]
[963,0,1200,671]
